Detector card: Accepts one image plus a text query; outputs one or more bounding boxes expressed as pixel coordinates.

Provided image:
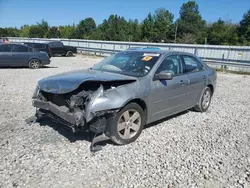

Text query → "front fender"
[85,84,140,122]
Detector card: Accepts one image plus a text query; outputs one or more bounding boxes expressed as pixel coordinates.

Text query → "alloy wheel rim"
[31,60,39,68]
[117,109,141,140]
[202,90,211,109]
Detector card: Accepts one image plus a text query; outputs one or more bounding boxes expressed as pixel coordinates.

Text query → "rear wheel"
[109,103,145,145]
[28,59,41,69]
[66,51,73,57]
[194,87,212,112]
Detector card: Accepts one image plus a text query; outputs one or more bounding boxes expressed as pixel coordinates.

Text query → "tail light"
[48,47,51,58]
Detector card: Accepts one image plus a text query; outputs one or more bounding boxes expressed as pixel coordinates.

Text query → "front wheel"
[194,87,212,112]
[109,103,145,145]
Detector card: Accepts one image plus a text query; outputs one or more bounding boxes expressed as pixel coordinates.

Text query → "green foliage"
[141,13,155,42]
[176,1,206,44]
[154,8,174,42]
[0,5,249,46]
[238,9,250,45]
[97,15,129,41]
[19,25,30,37]
[127,19,141,42]
[27,20,49,38]
[141,8,174,43]
[59,25,75,39]
[207,19,239,45]
[48,26,60,38]
[0,27,19,37]
[36,19,49,38]
[74,18,96,39]
[28,25,44,38]
[0,28,9,37]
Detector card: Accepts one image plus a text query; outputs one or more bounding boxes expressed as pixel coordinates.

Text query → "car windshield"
[91,51,161,77]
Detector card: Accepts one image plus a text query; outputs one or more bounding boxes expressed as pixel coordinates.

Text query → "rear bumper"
[41,59,51,65]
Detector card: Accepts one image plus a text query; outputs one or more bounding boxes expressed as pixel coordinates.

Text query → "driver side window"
[156,55,182,76]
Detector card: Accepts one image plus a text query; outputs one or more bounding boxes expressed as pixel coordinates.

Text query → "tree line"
[0,1,250,46]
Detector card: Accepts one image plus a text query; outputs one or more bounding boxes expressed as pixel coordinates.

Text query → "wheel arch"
[28,57,41,63]
[122,98,148,121]
[207,84,214,95]
[66,50,73,57]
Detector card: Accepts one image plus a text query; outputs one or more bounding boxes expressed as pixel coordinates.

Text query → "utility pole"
[174,21,178,43]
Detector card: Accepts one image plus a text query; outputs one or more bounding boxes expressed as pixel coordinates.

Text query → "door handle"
[179,80,185,86]
[202,75,206,80]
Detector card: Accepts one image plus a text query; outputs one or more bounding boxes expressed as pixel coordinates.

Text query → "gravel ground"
[0,55,249,188]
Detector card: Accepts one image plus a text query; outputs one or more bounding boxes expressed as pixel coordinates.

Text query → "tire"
[109,103,146,145]
[194,87,212,112]
[66,51,73,57]
[28,59,41,69]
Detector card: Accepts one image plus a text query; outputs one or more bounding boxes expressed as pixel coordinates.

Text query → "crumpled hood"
[38,69,137,94]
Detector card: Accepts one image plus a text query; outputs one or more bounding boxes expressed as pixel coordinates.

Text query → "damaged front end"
[32,83,118,134]
[30,69,138,151]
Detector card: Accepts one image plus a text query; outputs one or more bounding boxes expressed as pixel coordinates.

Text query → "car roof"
[0,43,36,48]
[23,42,48,45]
[22,41,58,45]
[125,49,195,56]
[47,41,61,43]
[0,42,19,45]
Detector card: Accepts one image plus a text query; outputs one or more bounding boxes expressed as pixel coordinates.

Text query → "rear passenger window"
[182,55,203,73]
[34,44,44,48]
[0,45,11,52]
[24,43,33,47]
[12,45,29,52]
[49,42,63,47]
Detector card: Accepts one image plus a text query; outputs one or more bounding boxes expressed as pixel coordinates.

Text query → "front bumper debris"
[31,85,119,152]
[32,99,111,134]
[33,99,77,125]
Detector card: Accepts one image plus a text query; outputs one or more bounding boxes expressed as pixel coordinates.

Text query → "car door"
[148,54,189,122]
[49,42,64,55]
[11,44,32,66]
[55,42,66,55]
[48,42,57,55]
[181,55,207,107]
[0,44,12,66]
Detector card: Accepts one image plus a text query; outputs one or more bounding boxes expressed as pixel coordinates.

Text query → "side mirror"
[154,71,173,81]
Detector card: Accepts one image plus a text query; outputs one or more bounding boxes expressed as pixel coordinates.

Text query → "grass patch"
[215,67,250,75]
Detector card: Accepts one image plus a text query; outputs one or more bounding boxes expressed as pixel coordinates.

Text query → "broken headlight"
[32,85,40,99]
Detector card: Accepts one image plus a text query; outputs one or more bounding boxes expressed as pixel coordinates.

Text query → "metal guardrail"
[8,37,250,70]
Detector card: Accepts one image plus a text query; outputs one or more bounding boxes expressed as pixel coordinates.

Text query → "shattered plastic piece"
[90,133,110,152]
[25,115,38,125]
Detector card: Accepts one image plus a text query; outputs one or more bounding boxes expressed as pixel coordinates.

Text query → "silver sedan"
[31,49,217,148]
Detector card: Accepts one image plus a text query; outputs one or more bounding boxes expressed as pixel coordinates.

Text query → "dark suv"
[47,41,77,57]
[24,41,77,57]
[23,42,51,58]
